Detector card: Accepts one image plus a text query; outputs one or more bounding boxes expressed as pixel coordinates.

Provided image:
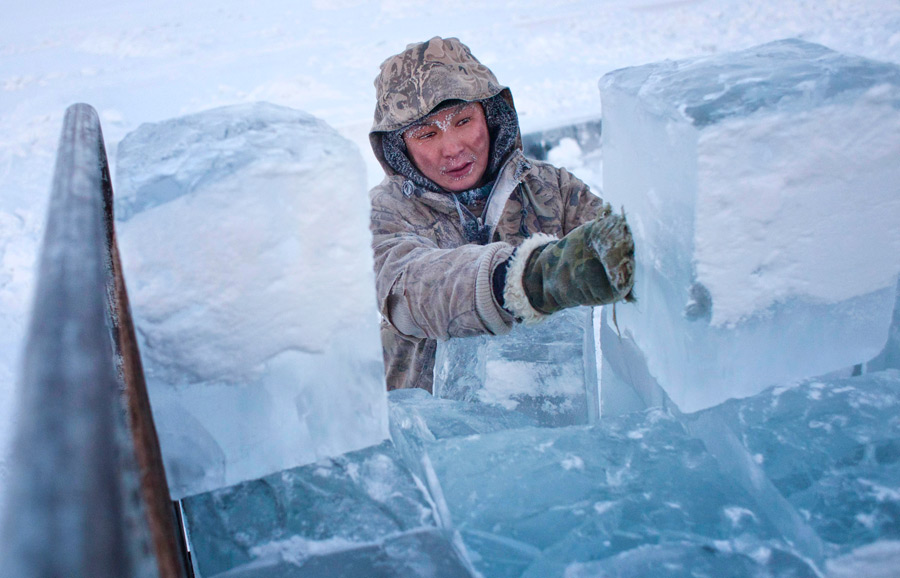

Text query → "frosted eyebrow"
[404,103,477,138]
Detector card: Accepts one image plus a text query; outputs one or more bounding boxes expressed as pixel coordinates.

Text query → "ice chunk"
[209,529,475,578]
[561,542,817,578]
[114,102,388,498]
[433,306,600,426]
[598,40,900,411]
[388,388,539,441]
[181,441,476,577]
[427,409,797,577]
[386,389,542,542]
[703,369,900,553]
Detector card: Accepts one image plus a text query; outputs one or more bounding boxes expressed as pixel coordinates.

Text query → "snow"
[2,0,900,566]
[115,102,388,498]
[598,39,900,412]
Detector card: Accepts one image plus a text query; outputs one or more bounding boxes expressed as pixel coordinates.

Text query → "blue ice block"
[703,369,900,553]
[427,408,809,577]
[182,440,476,577]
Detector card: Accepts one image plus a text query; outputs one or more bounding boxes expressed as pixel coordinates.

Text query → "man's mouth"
[443,160,474,180]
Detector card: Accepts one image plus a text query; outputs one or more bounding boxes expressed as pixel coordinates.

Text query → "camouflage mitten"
[502,206,635,323]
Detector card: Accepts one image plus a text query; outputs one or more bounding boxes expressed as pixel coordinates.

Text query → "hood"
[369,36,521,180]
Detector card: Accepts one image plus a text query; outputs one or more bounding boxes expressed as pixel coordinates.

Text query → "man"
[369,37,634,392]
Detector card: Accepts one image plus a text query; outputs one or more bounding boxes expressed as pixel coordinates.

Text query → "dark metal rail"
[0,104,187,577]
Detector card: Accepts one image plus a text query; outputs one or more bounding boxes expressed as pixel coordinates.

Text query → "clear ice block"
[209,528,475,578]
[388,388,539,441]
[703,369,900,553]
[560,542,817,578]
[427,409,801,577]
[598,40,900,412]
[433,306,600,426]
[114,103,388,498]
[182,441,477,577]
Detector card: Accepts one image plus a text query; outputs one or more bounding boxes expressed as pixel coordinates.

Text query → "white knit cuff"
[503,233,556,324]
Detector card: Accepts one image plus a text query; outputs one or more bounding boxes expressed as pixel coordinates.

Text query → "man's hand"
[502,205,635,321]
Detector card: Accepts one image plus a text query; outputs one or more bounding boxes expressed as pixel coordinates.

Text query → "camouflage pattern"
[369,37,606,392]
[370,37,515,178]
[522,207,636,314]
[371,151,604,391]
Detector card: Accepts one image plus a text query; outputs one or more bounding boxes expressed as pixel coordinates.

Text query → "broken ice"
[703,369,900,553]
[182,441,476,577]
[115,103,388,498]
[422,404,813,578]
[598,39,900,411]
[433,306,600,426]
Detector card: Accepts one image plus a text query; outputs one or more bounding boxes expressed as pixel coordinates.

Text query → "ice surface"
[433,306,600,426]
[389,388,539,441]
[598,40,900,412]
[703,369,900,554]
[114,102,387,498]
[561,542,816,578]
[182,440,476,577]
[209,529,475,578]
[178,364,900,577]
[426,408,810,577]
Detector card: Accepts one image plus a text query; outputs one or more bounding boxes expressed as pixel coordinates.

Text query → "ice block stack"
[599,39,900,412]
[115,103,388,498]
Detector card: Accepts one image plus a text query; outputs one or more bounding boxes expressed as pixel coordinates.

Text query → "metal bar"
[100,117,187,578]
[0,103,186,577]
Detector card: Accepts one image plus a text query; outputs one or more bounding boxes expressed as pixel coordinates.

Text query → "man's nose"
[441,130,465,158]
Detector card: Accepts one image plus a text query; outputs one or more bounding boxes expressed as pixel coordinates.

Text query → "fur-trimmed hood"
[369,36,522,182]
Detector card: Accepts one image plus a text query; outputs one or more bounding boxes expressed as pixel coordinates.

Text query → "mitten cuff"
[503,233,556,324]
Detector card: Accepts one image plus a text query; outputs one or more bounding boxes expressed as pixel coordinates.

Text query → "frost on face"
[404,103,474,137]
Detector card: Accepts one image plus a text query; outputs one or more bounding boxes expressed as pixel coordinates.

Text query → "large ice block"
[703,369,900,553]
[209,529,476,578]
[433,306,600,426]
[426,409,809,578]
[114,102,388,498]
[598,40,900,412]
[182,441,477,577]
[561,542,817,578]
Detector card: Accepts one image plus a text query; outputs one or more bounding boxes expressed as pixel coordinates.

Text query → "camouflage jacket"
[369,37,604,391]
[370,152,603,391]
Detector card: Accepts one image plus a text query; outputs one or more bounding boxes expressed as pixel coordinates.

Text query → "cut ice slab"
[427,409,811,578]
[208,529,476,578]
[561,542,817,578]
[114,102,387,498]
[703,369,900,554]
[433,306,599,426]
[598,39,900,411]
[182,440,476,577]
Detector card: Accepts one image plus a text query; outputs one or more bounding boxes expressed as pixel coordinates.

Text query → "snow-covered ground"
[2,0,900,519]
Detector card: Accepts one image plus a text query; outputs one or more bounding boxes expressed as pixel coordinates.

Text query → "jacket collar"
[403,150,532,222]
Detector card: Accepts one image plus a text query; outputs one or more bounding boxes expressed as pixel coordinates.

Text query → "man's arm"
[371,198,516,341]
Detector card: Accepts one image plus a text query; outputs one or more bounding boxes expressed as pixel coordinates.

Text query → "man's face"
[402,102,490,192]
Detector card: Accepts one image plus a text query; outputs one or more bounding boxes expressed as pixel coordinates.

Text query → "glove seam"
[503,233,557,324]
